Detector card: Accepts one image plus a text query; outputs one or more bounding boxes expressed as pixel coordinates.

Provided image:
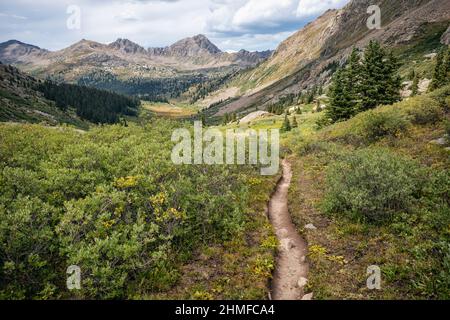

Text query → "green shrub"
[322,148,425,223]
[445,120,450,138]
[402,96,443,125]
[0,196,62,299]
[358,108,410,142]
[428,84,450,112]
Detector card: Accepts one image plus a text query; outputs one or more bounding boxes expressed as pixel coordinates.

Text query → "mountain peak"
[109,38,146,54]
[0,40,47,64]
[71,39,101,47]
[192,34,209,41]
[168,34,222,57]
[0,40,41,50]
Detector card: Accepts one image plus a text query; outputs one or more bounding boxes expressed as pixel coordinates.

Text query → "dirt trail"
[269,160,310,300]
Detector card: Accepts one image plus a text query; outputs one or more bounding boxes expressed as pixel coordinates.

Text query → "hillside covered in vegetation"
[0,63,140,125]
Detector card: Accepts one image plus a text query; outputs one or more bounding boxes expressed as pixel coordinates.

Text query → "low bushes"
[312,87,449,146]
[401,96,443,125]
[322,148,425,223]
[357,108,410,142]
[0,121,260,299]
[429,85,450,112]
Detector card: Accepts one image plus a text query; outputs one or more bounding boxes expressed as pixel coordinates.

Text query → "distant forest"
[38,81,140,124]
[77,71,207,102]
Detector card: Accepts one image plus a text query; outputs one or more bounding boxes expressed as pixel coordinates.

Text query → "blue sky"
[0,0,349,52]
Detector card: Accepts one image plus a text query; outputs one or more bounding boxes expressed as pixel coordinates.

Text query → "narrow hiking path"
[269,160,310,300]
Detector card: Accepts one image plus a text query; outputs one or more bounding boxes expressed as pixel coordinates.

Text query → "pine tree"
[431,48,445,90]
[305,90,314,104]
[430,47,450,90]
[445,47,450,84]
[326,68,354,122]
[201,114,206,126]
[408,68,416,81]
[345,47,363,109]
[318,85,323,96]
[292,115,298,128]
[384,50,402,104]
[359,41,401,111]
[411,73,419,96]
[222,113,229,125]
[325,48,365,123]
[281,113,292,132]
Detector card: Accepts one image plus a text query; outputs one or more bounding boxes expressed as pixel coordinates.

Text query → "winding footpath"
[269,160,310,300]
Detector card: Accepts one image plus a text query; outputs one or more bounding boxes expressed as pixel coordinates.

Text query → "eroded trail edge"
[269,160,310,300]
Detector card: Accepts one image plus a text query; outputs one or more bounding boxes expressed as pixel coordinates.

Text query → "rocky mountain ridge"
[0,35,272,82]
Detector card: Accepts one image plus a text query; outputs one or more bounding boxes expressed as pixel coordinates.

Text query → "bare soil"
[269,160,310,300]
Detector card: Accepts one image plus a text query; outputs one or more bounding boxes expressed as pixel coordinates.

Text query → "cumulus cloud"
[232,0,299,31]
[0,0,349,51]
[206,0,348,36]
[296,0,347,17]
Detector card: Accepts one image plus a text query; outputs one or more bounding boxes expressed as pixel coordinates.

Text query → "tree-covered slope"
[0,63,140,126]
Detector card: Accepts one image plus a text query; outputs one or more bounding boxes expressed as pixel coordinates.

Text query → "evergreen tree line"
[281,113,298,132]
[38,81,140,124]
[430,46,450,91]
[267,94,297,115]
[326,41,402,123]
[222,112,238,124]
[299,85,323,104]
[267,85,323,115]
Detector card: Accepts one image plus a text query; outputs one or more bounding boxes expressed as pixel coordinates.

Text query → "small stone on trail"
[297,277,308,288]
[301,293,314,300]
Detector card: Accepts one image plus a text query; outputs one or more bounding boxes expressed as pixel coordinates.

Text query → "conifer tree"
[430,47,450,90]
[326,68,354,122]
[281,113,292,132]
[359,41,401,111]
[345,48,363,109]
[292,115,298,128]
[408,69,416,81]
[411,73,419,96]
[201,114,206,126]
[318,85,323,96]
[384,50,402,104]
[222,113,229,125]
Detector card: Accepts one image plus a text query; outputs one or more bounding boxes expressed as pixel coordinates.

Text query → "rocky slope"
[0,40,49,65]
[206,0,450,117]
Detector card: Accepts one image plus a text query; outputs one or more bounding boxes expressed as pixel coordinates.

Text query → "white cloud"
[206,0,348,35]
[0,12,27,20]
[0,0,349,52]
[296,0,347,18]
[232,0,299,30]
